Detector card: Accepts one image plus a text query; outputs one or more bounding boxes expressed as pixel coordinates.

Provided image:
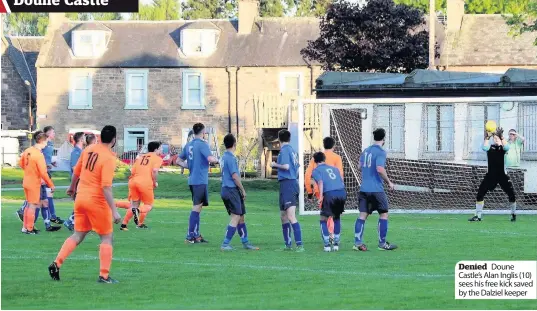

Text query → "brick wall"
[36,66,323,151]
[1,43,30,131]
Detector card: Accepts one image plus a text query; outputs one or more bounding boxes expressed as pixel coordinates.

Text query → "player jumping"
[120,141,163,230]
[176,123,219,243]
[305,137,343,245]
[20,131,56,234]
[354,128,397,251]
[219,134,259,251]
[271,129,304,252]
[49,125,122,283]
[310,152,346,252]
[470,127,517,222]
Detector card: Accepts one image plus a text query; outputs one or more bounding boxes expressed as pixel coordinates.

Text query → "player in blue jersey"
[63,132,86,231]
[270,129,304,252]
[176,123,219,243]
[311,152,346,252]
[42,126,63,225]
[354,128,397,251]
[219,134,259,251]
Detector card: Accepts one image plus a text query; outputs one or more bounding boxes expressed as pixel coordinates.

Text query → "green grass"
[2,172,537,309]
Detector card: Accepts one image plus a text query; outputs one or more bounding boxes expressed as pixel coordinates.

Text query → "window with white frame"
[466,104,500,159]
[182,71,204,109]
[125,70,148,109]
[423,104,454,155]
[519,103,537,155]
[374,105,405,154]
[123,128,148,152]
[180,29,219,57]
[280,73,302,96]
[72,31,106,58]
[69,73,92,109]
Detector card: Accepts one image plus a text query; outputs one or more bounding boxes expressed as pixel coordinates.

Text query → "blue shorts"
[40,185,47,200]
[358,192,389,214]
[279,179,299,211]
[189,184,209,206]
[221,187,246,216]
[321,189,346,218]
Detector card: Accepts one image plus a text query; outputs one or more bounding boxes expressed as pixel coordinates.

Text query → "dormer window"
[72,30,107,58]
[180,29,219,57]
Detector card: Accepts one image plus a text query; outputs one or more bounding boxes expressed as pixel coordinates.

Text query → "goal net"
[297,97,537,215]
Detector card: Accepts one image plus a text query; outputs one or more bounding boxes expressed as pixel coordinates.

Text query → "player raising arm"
[219,134,259,251]
[311,152,346,252]
[305,137,343,245]
[470,127,517,222]
[49,125,121,283]
[176,123,219,243]
[354,128,397,252]
[20,131,55,234]
[121,141,163,230]
[271,129,304,252]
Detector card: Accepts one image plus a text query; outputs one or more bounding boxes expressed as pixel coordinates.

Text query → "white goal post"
[297,96,537,215]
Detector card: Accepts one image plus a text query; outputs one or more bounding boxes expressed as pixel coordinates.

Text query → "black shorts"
[358,192,389,214]
[189,184,209,206]
[321,189,346,218]
[477,173,516,202]
[221,187,246,216]
[40,185,47,200]
[279,179,299,211]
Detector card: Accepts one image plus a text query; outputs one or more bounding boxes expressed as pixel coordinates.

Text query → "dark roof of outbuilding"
[3,36,43,99]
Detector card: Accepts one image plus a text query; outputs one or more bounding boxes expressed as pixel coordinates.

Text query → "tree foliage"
[395,0,530,14]
[301,0,432,73]
[259,0,286,17]
[505,0,537,46]
[131,0,181,20]
[181,0,235,19]
[295,0,333,17]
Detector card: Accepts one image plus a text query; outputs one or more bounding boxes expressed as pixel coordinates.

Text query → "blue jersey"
[311,164,345,193]
[43,141,54,169]
[360,144,387,192]
[179,138,213,185]
[221,151,239,188]
[70,146,83,177]
[277,144,299,181]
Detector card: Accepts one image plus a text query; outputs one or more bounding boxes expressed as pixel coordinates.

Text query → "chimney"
[447,0,465,33]
[238,0,259,35]
[48,13,67,32]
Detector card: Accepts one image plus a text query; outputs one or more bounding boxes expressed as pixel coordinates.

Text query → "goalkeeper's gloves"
[496,127,504,140]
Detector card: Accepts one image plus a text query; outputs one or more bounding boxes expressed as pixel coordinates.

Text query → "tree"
[301,0,432,73]
[66,13,123,21]
[182,0,236,19]
[259,0,285,17]
[295,0,333,17]
[394,0,446,12]
[4,13,49,36]
[506,0,537,46]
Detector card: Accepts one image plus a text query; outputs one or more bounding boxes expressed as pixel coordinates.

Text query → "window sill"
[68,105,93,110]
[420,152,455,160]
[124,106,149,110]
[181,105,206,110]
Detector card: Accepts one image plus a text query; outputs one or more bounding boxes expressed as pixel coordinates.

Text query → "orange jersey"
[305,150,344,195]
[129,152,163,185]
[20,146,53,189]
[74,144,117,203]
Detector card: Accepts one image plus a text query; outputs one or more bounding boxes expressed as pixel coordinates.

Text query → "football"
[485,120,497,133]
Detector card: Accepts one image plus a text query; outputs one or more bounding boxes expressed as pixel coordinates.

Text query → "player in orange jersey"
[120,141,163,230]
[305,137,344,244]
[20,131,55,234]
[49,125,121,283]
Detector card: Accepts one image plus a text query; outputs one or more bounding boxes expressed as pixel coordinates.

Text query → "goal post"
[297,96,537,215]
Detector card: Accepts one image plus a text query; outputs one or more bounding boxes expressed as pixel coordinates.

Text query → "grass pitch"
[1,172,536,309]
